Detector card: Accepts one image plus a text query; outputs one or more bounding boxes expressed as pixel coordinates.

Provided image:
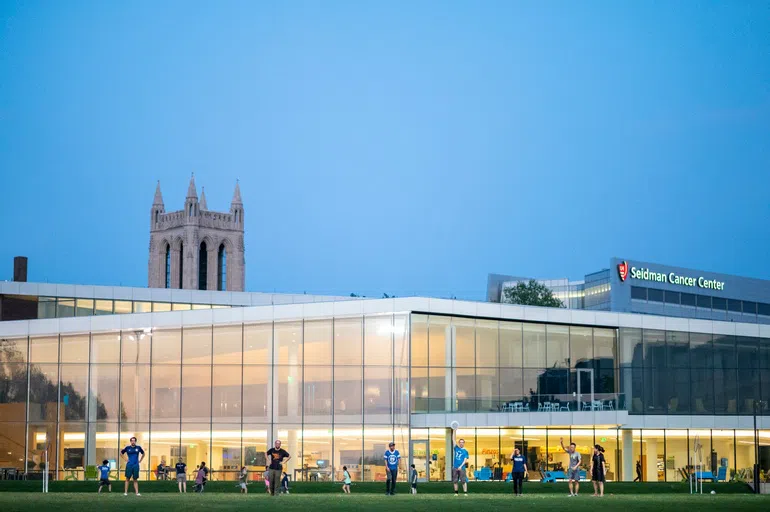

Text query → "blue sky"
[1,1,768,300]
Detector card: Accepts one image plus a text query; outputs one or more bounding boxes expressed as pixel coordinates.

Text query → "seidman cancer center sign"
[618,261,725,290]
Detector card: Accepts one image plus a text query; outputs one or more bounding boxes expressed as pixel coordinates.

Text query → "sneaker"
[464,493,468,497]
[136,493,141,496]
[123,493,128,496]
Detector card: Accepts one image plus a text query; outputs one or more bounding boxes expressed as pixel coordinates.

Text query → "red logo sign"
[618,261,629,281]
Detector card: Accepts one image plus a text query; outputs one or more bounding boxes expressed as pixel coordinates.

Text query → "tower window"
[189,204,193,217]
[199,242,207,290]
[178,242,184,289]
[155,211,159,224]
[234,211,239,224]
[218,244,227,291]
[164,244,171,289]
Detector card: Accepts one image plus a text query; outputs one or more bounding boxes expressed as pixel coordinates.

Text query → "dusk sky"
[1,1,768,300]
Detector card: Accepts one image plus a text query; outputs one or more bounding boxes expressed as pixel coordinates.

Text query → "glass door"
[410,440,429,482]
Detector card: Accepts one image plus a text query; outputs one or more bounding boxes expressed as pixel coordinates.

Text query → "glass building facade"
[1,297,769,483]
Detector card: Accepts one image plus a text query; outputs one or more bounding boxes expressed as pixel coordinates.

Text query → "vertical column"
[445,428,453,481]
[645,438,657,482]
[86,368,98,467]
[445,324,453,412]
[622,429,633,482]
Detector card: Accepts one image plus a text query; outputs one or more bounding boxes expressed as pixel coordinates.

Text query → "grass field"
[0,492,768,511]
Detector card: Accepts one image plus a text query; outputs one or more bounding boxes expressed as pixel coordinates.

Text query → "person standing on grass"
[97,459,111,493]
[121,436,145,496]
[384,442,401,495]
[560,437,581,497]
[342,466,352,494]
[590,445,606,497]
[239,466,248,494]
[281,472,290,494]
[410,464,418,495]
[452,429,469,496]
[266,440,291,496]
[510,448,528,497]
[175,458,187,493]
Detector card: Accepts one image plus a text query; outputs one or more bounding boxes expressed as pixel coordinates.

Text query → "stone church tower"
[148,175,245,291]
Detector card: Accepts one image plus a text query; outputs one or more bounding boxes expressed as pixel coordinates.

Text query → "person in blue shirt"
[175,458,187,493]
[510,447,529,496]
[120,436,145,496]
[97,460,111,493]
[452,428,469,496]
[383,442,401,495]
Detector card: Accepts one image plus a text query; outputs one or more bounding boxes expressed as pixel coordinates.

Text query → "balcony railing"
[411,393,627,414]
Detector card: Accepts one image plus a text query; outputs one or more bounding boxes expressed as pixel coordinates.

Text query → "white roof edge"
[0,295,764,339]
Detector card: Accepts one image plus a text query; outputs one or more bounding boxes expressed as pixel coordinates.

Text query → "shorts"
[177,473,187,482]
[99,478,110,487]
[125,464,140,480]
[591,470,605,483]
[240,482,247,489]
[568,468,581,481]
[411,483,417,489]
[452,467,467,484]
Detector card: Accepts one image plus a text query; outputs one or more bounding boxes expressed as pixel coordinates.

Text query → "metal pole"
[754,401,760,495]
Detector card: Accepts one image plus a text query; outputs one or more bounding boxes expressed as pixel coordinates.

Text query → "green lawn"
[0,492,768,512]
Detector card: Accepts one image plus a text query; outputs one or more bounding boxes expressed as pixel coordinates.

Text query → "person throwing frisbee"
[560,437,581,496]
[451,423,469,496]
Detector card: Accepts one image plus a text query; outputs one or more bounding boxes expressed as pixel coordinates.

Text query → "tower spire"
[200,187,208,210]
[186,173,198,199]
[231,179,242,205]
[153,180,164,206]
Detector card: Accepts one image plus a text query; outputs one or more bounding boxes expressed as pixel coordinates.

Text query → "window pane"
[60,364,89,421]
[211,424,241,478]
[275,322,302,366]
[691,368,714,414]
[182,365,211,421]
[737,336,758,370]
[713,335,736,369]
[593,328,616,370]
[643,367,666,414]
[666,431,688,481]
[760,338,770,369]
[242,366,271,421]
[410,314,428,367]
[499,368,523,401]
[680,293,696,306]
[38,297,56,319]
[57,298,75,317]
[334,317,362,366]
[455,368,475,412]
[394,315,408,367]
[364,366,392,420]
[244,323,272,365]
[0,337,27,363]
[152,423,181,475]
[546,325,569,368]
[364,316,392,367]
[120,365,150,421]
[153,302,171,312]
[631,286,647,300]
[0,363,27,420]
[523,324,546,367]
[697,295,712,308]
[363,427,390,482]
[728,299,742,313]
[643,329,665,368]
[475,320,498,367]
[152,329,181,364]
[90,364,120,421]
[172,303,191,311]
[58,423,86,480]
[690,333,713,368]
[454,317,475,367]
[665,291,680,304]
[61,334,89,364]
[334,427,362,481]
[619,328,642,367]
[30,336,58,363]
[712,297,726,310]
[242,424,268,467]
[759,303,770,316]
[132,301,151,313]
[714,367,737,414]
[91,332,120,363]
[666,331,689,368]
[121,330,151,364]
[94,299,112,315]
[335,366,362,422]
[113,300,132,314]
[647,289,663,303]
[499,321,522,367]
[183,327,212,365]
[668,368,690,414]
[151,365,181,421]
[428,367,447,412]
[570,326,592,369]
[213,324,242,365]
[118,425,150,480]
[304,366,332,422]
[301,426,332,481]
[743,301,757,314]
[0,422,26,469]
[428,316,450,367]
[275,366,302,422]
[75,298,94,317]
[476,367,499,411]
[410,367,428,413]
[305,319,332,366]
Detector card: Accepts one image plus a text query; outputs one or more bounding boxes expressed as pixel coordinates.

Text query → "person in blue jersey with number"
[121,436,145,496]
[175,458,187,493]
[383,442,401,495]
[97,459,111,493]
[452,428,469,496]
[510,447,528,496]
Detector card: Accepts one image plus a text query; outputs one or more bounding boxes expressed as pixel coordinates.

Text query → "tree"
[502,280,564,308]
